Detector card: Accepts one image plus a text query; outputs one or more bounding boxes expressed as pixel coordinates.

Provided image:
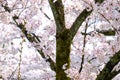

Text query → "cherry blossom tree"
[0,0,120,80]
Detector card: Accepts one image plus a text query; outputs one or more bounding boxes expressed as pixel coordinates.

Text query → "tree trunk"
[56,29,71,80]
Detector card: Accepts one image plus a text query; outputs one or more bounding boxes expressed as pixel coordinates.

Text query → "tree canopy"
[0,0,120,80]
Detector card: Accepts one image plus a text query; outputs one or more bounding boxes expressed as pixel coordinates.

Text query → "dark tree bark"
[2,0,120,80]
[96,50,120,80]
[49,0,92,79]
[56,29,71,80]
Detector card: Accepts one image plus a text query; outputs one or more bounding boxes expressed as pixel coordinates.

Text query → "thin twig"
[8,65,19,80]
[18,39,25,80]
[18,0,29,17]
[98,12,119,34]
[40,8,51,20]
[79,55,84,73]
[79,21,88,73]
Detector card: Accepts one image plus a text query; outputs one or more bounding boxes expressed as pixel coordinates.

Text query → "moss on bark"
[56,29,71,80]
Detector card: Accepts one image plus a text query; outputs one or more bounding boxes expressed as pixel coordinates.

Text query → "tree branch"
[81,29,116,36]
[79,55,84,73]
[107,69,120,79]
[96,29,116,36]
[1,3,11,13]
[79,22,88,73]
[95,0,105,4]
[69,9,92,40]
[48,0,65,34]
[98,12,118,34]
[96,50,120,80]
[12,15,56,71]
[38,49,56,71]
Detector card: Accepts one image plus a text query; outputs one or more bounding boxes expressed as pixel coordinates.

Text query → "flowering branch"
[69,9,92,40]
[12,15,56,71]
[96,50,120,80]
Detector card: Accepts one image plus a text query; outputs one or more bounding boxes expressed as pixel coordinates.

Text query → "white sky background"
[0,0,120,80]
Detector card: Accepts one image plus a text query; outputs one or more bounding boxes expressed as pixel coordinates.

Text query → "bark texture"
[56,29,71,80]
